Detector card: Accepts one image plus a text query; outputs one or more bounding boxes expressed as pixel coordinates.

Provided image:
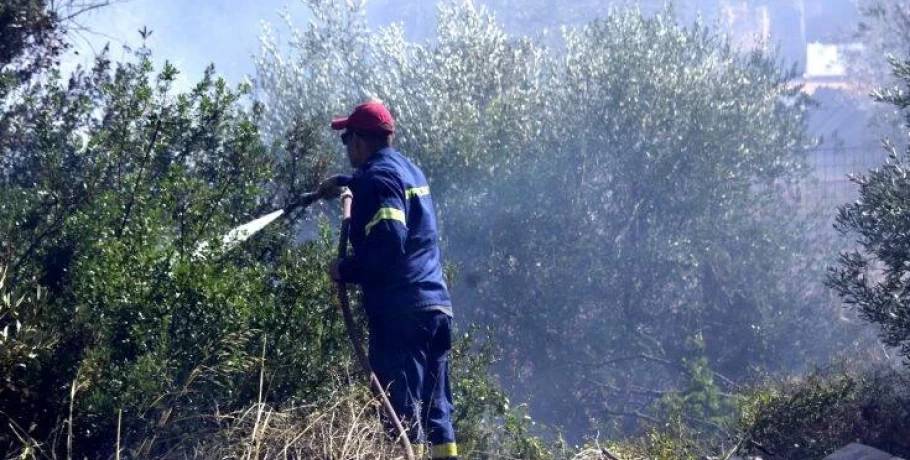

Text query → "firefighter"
[318,100,457,460]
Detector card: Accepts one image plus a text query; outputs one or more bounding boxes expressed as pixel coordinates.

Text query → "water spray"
[193,192,320,258]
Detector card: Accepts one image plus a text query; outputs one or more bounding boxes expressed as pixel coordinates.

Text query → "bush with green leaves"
[591,366,910,460]
[0,0,63,95]
[256,0,866,437]
[0,43,355,455]
[734,366,910,460]
[0,265,57,450]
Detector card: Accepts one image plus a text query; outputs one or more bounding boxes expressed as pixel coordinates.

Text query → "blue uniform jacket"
[336,147,452,318]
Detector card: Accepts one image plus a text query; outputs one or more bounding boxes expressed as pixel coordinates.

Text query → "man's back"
[340,147,452,318]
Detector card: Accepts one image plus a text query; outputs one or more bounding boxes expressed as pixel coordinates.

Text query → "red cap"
[331,101,395,134]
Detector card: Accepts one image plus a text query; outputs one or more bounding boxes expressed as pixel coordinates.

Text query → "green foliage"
[451,326,561,459]
[450,326,509,454]
[734,367,910,460]
[828,57,910,362]
[476,12,842,435]
[608,428,709,460]
[597,366,910,460]
[0,43,362,457]
[0,0,63,94]
[0,266,57,436]
[651,335,735,433]
[0,0,52,63]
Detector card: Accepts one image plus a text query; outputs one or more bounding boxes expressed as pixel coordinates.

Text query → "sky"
[62,0,862,90]
[62,0,306,89]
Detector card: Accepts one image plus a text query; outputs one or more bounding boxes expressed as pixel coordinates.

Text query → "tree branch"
[115,112,162,238]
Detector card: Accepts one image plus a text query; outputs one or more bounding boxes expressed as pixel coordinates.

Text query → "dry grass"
[163,386,403,460]
[2,389,669,460]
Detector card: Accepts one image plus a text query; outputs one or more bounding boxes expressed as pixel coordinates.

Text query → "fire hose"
[336,189,416,460]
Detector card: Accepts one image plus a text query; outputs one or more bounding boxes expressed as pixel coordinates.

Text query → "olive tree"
[828,58,910,362]
[474,11,854,434]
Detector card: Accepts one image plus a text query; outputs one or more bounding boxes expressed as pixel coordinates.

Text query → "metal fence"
[802,144,888,212]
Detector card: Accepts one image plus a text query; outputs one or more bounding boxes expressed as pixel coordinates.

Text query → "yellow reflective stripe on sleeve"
[430,442,457,458]
[406,186,430,198]
[364,207,406,236]
[414,444,427,458]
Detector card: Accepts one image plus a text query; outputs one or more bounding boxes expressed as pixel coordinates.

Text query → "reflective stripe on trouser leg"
[430,442,458,458]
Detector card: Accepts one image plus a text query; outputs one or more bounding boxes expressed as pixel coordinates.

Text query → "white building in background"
[806,42,847,77]
[719,0,858,75]
[801,41,865,94]
[719,0,880,208]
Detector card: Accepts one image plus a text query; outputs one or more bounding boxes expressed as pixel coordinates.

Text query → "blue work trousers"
[368,310,457,459]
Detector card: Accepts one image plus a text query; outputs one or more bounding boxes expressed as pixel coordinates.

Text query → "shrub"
[735,367,910,460]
